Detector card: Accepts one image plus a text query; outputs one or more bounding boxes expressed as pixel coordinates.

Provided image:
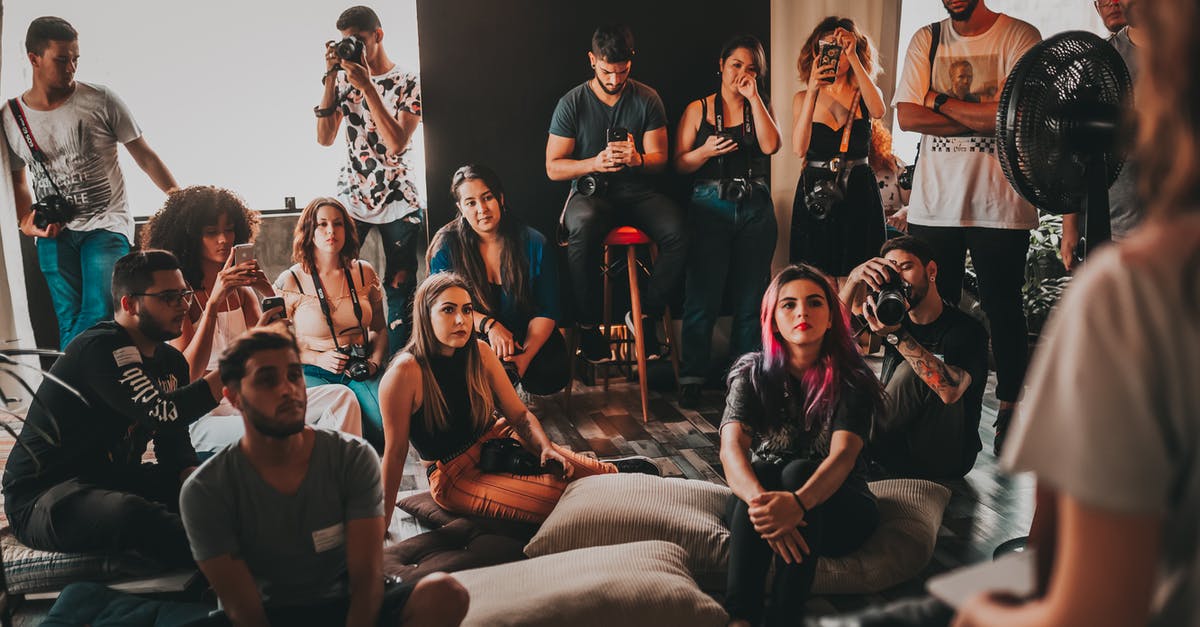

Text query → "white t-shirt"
[2,82,141,243]
[892,15,1041,230]
[1002,215,1200,625]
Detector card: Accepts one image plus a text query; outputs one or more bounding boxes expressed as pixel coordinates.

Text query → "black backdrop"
[415,0,771,241]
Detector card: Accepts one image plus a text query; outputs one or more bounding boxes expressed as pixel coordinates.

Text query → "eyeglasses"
[1092,0,1119,7]
[131,289,195,307]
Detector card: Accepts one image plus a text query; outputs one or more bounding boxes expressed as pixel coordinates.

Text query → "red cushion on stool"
[604,226,652,246]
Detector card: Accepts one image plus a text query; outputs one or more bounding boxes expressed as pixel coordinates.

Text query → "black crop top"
[408,348,489,462]
[692,96,768,180]
[805,98,871,161]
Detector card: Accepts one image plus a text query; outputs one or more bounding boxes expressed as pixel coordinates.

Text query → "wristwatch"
[313,105,337,118]
[885,331,906,346]
[932,93,949,113]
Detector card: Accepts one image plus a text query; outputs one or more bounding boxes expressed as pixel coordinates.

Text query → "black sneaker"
[606,455,661,476]
[578,326,611,363]
[678,383,702,409]
[624,311,666,359]
[994,406,1015,457]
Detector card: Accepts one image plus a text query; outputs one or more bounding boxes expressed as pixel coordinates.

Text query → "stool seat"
[604,226,652,246]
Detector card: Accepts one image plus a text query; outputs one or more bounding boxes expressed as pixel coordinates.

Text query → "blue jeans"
[303,365,383,451]
[37,229,131,349]
[354,216,423,355]
[680,181,776,385]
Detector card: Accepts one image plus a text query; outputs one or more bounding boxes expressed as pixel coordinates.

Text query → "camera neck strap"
[7,98,70,199]
[837,89,860,156]
[310,264,366,351]
[714,93,754,179]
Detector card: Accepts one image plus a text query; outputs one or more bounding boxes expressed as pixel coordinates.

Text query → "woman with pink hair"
[719,263,884,626]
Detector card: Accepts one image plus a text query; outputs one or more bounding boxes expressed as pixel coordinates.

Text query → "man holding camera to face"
[3,16,178,349]
[316,5,423,354]
[839,236,988,479]
[546,24,686,361]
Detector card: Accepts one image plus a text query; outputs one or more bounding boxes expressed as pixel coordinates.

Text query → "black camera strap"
[310,264,366,351]
[911,22,943,172]
[714,93,754,180]
[7,98,71,200]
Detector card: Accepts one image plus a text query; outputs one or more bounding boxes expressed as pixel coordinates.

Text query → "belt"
[806,157,869,172]
[695,176,767,185]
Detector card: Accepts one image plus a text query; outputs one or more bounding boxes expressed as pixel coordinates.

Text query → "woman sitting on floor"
[719,263,883,626]
[142,186,362,453]
[379,272,657,527]
[428,164,569,395]
[275,197,386,450]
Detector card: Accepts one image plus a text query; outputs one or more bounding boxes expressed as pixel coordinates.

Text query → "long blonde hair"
[405,272,495,433]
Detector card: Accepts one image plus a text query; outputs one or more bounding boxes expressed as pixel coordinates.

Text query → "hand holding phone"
[232,243,256,266]
[816,40,842,84]
[260,296,286,325]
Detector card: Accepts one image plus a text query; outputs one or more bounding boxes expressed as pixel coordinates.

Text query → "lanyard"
[310,265,365,350]
[7,98,70,198]
[714,94,755,179]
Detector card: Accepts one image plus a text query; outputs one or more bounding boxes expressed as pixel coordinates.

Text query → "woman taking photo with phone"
[142,186,362,453]
[790,17,888,281]
[275,197,386,450]
[673,34,782,408]
[720,264,883,626]
[428,164,569,395]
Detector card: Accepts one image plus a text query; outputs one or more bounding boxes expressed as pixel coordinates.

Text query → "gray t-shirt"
[2,82,141,243]
[1107,28,1141,239]
[1002,218,1200,625]
[180,429,383,606]
[548,79,667,187]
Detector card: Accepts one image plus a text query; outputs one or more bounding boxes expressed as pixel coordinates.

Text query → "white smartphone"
[232,243,256,265]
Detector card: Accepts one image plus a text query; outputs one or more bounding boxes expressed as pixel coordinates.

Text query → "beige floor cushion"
[452,540,727,627]
[524,474,950,594]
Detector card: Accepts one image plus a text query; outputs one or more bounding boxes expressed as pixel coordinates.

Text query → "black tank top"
[408,348,488,462]
[693,96,768,180]
[805,98,871,161]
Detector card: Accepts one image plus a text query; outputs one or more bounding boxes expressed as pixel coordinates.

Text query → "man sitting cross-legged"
[180,326,468,626]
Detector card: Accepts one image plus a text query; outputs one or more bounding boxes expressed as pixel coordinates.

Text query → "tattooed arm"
[478,341,560,460]
[893,330,973,405]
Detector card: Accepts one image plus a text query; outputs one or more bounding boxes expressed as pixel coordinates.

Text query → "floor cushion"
[451,540,727,627]
[1,528,162,595]
[42,582,211,627]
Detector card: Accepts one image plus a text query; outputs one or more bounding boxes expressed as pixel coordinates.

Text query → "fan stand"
[1075,155,1113,262]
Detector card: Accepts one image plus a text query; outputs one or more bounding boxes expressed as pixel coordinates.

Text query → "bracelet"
[792,493,807,517]
[314,105,337,118]
[320,66,340,85]
[484,318,498,334]
[478,316,492,334]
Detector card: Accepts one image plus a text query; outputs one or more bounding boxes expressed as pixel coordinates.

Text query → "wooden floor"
[2,355,1033,623]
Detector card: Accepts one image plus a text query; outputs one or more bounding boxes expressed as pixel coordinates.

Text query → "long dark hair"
[729,264,883,432]
[428,164,534,317]
[141,185,259,290]
[292,197,361,273]
[720,34,769,95]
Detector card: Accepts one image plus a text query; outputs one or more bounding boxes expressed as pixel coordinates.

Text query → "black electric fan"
[996,30,1132,260]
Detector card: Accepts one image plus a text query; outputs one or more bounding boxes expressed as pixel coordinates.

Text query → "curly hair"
[140,185,260,290]
[796,16,878,83]
[868,118,901,173]
[292,197,361,273]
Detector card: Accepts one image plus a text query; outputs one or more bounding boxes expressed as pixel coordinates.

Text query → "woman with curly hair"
[142,186,362,453]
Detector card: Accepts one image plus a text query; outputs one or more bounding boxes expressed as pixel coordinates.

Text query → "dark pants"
[354,216,423,354]
[12,465,192,569]
[680,181,776,385]
[726,460,879,626]
[185,581,415,626]
[562,183,686,324]
[873,362,977,479]
[907,225,1029,402]
[507,327,570,396]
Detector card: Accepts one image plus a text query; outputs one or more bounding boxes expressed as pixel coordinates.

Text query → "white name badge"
[312,523,345,553]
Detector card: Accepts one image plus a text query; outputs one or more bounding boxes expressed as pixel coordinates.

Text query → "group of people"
[3,0,1195,626]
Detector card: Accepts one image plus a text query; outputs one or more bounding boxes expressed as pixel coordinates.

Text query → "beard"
[943,0,979,20]
[137,313,181,342]
[595,75,627,95]
[244,400,306,440]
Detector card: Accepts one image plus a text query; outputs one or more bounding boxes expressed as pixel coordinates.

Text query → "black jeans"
[12,464,192,569]
[907,225,1029,402]
[355,216,423,354]
[184,581,415,626]
[562,183,687,324]
[726,459,879,626]
[873,362,977,479]
[496,326,570,395]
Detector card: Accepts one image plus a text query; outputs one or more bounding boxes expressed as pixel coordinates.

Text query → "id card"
[312,523,345,553]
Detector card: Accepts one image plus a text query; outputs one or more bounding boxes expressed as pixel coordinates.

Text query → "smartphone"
[607,127,629,144]
[232,243,256,265]
[260,296,286,322]
[817,40,842,83]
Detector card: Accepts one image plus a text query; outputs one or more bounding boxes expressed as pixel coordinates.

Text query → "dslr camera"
[898,164,916,191]
[334,35,364,64]
[804,178,844,221]
[31,194,79,230]
[577,126,632,197]
[478,438,561,476]
[337,343,373,381]
[720,178,753,203]
[870,266,913,328]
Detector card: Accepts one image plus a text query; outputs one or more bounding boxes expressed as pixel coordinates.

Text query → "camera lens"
[577,174,599,197]
[874,292,909,327]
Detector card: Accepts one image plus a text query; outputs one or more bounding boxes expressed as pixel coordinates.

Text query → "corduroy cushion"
[452,540,727,627]
[523,475,950,594]
[0,528,160,595]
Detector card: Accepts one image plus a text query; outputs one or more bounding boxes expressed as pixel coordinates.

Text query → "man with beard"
[180,327,468,626]
[893,0,1040,456]
[546,23,685,360]
[840,236,989,479]
[1,250,221,566]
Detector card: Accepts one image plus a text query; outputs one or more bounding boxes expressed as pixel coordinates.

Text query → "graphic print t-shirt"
[335,65,423,224]
[2,82,141,243]
[892,15,1041,229]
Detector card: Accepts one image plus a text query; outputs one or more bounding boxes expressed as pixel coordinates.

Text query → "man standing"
[893,0,1041,455]
[1061,0,1144,268]
[840,237,989,479]
[3,16,178,349]
[546,24,686,360]
[181,327,467,626]
[1094,0,1128,33]
[317,5,423,353]
[1,250,221,567]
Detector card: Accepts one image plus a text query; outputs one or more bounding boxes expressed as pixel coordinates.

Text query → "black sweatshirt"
[2,322,219,517]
